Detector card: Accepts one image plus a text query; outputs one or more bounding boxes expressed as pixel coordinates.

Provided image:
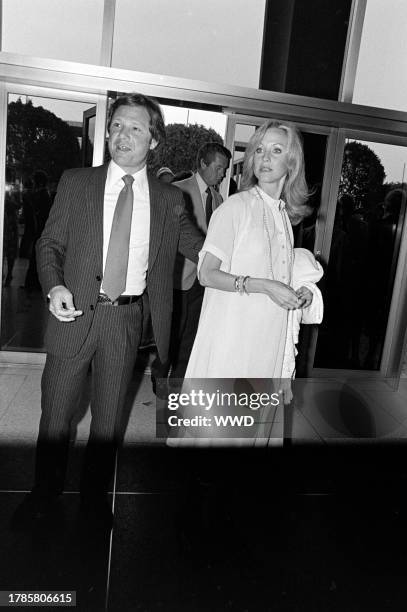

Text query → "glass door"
[82,106,97,167]
[1,87,97,354]
[224,114,332,375]
[312,132,407,376]
[224,114,331,243]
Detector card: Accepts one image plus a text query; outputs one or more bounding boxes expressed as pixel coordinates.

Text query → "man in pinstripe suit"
[12,94,203,530]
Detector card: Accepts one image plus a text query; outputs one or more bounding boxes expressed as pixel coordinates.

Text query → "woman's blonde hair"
[240,119,312,224]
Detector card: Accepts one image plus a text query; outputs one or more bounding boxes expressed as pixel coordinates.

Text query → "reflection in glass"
[295,132,328,253]
[231,125,255,192]
[314,140,407,370]
[1,94,95,352]
[82,109,96,167]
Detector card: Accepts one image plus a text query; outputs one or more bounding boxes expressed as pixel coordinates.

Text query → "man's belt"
[97,293,142,307]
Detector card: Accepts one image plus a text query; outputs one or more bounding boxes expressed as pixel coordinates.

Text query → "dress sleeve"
[197,197,239,276]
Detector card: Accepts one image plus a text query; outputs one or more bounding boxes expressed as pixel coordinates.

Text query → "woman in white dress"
[185,119,316,379]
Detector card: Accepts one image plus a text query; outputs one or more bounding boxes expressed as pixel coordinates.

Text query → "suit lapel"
[148,174,168,273]
[86,164,109,271]
[189,176,207,231]
[212,187,223,210]
[190,176,202,209]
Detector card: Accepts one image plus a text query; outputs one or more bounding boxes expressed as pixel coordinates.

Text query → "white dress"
[185,187,293,379]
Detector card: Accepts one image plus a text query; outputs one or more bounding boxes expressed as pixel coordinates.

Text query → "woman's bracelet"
[234,275,244,294]
[234,275,250,295]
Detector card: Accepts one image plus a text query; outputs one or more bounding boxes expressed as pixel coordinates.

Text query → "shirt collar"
[107,160,148,191]
[254,185,285,211]
[195,171,210,197]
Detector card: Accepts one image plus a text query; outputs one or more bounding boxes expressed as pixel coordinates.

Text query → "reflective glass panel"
[353,0,407,112]
[112,0,266,89]
[2,0,104,65]
[1,93,96,352]
[260,0,352,100]
[314,139,407,370]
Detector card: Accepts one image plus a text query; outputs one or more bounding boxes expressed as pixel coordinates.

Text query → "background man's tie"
[205,187,213,227]
[103,174,134,301]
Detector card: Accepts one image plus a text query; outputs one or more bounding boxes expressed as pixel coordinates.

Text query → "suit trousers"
[170,279,205,379]
[34,298,143,499]
[151,279,204,382]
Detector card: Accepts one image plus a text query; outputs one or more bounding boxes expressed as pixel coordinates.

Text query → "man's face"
[199,153,229,187]
[108,105,157,174]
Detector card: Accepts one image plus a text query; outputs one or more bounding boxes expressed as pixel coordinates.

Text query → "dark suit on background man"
[159,143,231,381]
[13,93,203,530]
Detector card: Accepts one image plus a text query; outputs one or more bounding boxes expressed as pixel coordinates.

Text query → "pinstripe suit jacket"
[36,163,203,362]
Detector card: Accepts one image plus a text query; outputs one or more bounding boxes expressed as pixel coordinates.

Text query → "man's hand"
[48,285,83,322]
[296,286,313,308]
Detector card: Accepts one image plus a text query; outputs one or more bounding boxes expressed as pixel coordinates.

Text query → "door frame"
[311,128,407,380]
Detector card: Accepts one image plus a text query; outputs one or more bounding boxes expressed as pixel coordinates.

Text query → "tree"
[6,99,81,186]
[339,141,385,209]
[384,181,407,194]
[149,123,224,175]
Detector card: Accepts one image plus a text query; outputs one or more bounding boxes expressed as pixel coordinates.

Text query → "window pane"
[260,0,352,100]
[353,0,407,111]
[314,139,407,370]
[112,0,266,89]
[1,93,96,352]
[2,0,104,65]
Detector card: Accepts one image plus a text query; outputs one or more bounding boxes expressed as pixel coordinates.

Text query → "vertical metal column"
[100,0,116,67]
[0,82,8,329]
[93,94,109,167]
[338,0,367,102]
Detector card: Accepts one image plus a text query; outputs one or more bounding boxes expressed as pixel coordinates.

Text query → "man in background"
[154,142,231,385]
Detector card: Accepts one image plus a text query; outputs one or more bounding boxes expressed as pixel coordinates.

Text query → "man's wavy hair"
[107,93,166,147]
[240,119,312,225]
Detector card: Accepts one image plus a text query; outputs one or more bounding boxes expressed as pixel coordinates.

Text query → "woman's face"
[253,127,289,187]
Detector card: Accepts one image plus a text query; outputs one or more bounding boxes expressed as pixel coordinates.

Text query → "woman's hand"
[296,286,313,308]
[262,280,302,310]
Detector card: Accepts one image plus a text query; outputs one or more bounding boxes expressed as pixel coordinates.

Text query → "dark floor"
[1,256,47,351]
[2,443,407,611]
[3,260,407,610]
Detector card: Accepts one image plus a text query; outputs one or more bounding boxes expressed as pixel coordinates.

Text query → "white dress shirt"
[195,171,211,213]
[101,160,150,296]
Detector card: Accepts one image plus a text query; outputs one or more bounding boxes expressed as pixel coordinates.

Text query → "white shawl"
[282,248,324,378]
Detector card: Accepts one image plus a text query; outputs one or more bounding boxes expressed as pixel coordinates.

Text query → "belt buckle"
[98,293,112,305]
[99,294,140,307]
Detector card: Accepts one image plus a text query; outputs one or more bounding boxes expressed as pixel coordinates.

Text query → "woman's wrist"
[245,277,268,294]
